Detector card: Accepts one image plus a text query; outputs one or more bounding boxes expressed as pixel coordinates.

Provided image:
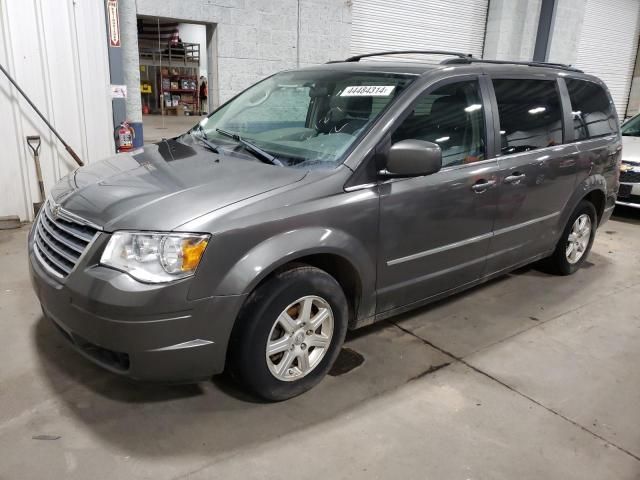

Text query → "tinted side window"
[392,80,486,167]
[493,79,563,153]
[565,79,617,140]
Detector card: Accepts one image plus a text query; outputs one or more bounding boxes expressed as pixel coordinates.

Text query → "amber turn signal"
[181,238,209,271]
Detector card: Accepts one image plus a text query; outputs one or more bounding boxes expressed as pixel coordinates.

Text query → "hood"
[50,139,307,231]
[622,136,640,164]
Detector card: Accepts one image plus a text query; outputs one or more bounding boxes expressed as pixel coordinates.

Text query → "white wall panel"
[0,0,113,221]
[351,0,489,61]
[574,0,640,117]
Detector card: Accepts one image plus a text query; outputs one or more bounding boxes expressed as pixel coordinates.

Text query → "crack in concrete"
[389,321,462,361]
[406,362,451,382]
[388,320,640,463]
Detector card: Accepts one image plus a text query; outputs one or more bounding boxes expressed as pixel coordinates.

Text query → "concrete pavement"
[0,208,639,479]
[142,114,205,144]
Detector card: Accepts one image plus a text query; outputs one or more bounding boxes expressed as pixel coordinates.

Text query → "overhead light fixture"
[435,136,450,143]
[500,130,506,134]
[528,106,546,114]
[464,104,482,112]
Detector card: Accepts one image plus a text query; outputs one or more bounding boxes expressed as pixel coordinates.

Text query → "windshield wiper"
[197,135,221,154]
[216,128,282,166]
[190,126,221,153]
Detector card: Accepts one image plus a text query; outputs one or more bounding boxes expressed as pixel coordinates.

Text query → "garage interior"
[1,0,640,478]
[136,17,212,143]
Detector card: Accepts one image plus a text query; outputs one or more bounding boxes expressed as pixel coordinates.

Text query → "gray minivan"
[29,51,621,400]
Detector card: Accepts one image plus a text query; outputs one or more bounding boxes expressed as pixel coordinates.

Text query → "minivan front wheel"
[545,200,597,275]
[228,265,348,401]
[266,295,335,382]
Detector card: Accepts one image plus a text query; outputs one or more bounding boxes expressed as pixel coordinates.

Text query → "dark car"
[29,51,621,400]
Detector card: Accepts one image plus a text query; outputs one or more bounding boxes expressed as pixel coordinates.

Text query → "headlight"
[100,231,210,283]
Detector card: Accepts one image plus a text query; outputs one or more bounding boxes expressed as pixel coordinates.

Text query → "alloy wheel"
[265,295,334,382]
[565,213,592,264]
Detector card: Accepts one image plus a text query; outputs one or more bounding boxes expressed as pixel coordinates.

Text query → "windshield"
[195,70,416,168]
[622,115,640,137]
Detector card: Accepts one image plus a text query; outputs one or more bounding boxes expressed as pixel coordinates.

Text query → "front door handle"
[504,172,526,184]
[471,179,496,193]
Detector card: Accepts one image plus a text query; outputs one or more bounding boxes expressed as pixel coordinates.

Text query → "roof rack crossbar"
[440,57,583,73]
[343,50,473,63]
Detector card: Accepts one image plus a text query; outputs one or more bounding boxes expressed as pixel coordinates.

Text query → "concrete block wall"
[546,0,587,66]
[135,0,352,104]
[298,0,351,67]
[483,0,542,61]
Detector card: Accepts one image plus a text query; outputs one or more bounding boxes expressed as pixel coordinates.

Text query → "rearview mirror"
[380,139,442,178]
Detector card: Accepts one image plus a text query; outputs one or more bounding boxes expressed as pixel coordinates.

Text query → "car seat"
[317,96,373,134]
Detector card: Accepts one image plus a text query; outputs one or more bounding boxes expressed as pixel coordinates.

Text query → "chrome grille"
[620,170,640,183]
[33,202,98,279]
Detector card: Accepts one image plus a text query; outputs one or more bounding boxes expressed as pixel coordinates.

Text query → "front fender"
[214,227,377,320]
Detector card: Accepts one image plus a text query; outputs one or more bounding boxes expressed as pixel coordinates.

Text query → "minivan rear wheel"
[228,265,348,401]
[544,200,597,275]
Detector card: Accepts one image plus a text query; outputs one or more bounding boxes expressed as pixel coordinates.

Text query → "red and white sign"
[107,0,120,47]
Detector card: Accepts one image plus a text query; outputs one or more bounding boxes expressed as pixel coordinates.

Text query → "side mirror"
[380,139,442,178]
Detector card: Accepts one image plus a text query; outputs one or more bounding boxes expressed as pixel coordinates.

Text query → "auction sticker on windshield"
[341,85,395,96]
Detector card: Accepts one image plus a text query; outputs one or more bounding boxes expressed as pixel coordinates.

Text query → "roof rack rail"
[440,57,583,73]
[340,50,473,63]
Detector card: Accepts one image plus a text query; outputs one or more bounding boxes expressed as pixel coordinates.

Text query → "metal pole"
[158,17,165,128]
[119,0,144,147]
[533,0,557,62]
[0,62,84,166]
[105,0,127,146]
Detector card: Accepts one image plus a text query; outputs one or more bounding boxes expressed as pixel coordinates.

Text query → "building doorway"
[137,17,215,142]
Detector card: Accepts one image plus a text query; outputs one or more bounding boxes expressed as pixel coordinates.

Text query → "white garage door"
[575,0,640,118]
[350,0,489,62]
[0,0,114,221]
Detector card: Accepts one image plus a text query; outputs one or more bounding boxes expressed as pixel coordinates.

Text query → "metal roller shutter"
[575,0,640,118]
[350,0,489,61]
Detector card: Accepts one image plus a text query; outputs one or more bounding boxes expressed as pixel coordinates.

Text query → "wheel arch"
[557,174,607,235]
[583,189,606,225]
[215,227,376,326]
[270,253,363,327]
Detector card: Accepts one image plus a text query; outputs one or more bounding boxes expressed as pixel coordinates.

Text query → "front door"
[376,77,499,314]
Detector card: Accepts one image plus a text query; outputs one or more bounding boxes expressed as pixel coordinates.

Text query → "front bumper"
[28,231,246,383]
[616,182,640,208]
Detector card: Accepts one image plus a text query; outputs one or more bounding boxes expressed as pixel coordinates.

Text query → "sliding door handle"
[471,179,496,193]
[504,173,526,184]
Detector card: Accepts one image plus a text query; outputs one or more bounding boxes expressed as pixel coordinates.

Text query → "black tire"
[228,265,348,401]
[544,200,597,275]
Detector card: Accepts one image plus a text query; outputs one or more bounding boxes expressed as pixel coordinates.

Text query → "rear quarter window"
[565,79,618,140]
